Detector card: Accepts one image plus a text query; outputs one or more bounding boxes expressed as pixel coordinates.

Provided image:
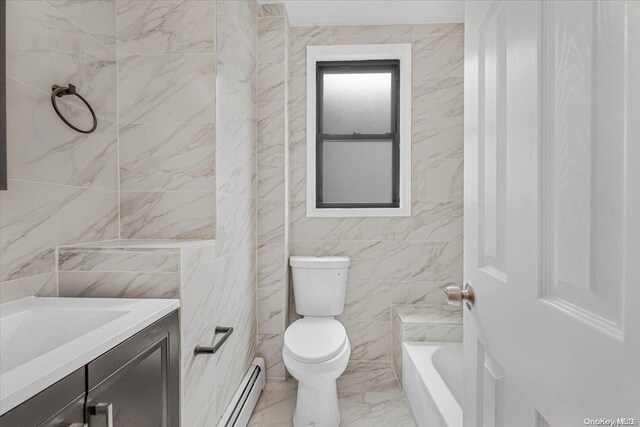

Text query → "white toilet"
[284,256,351,427]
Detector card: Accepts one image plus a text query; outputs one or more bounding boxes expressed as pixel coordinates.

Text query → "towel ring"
[51,84,97,134]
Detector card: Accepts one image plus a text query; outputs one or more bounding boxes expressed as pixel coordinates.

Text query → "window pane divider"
[320,133,394,141]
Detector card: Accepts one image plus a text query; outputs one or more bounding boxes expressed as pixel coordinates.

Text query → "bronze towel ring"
[51,84,97,134]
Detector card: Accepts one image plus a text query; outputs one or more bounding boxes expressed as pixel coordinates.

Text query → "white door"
[464,1,640,425]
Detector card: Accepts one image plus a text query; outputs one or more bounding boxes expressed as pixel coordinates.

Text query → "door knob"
[445,283,475,309]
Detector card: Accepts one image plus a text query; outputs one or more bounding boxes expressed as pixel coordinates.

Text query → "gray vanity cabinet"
[86,311,179,427]
[0,368,86,427]
[0,311,179,427]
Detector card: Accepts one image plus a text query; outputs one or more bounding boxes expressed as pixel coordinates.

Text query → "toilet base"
[293,380,340,427]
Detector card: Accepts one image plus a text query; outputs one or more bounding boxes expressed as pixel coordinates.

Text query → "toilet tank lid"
[290,256,350,269]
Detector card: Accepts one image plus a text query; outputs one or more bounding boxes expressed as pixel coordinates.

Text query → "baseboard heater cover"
[217,357,266,427]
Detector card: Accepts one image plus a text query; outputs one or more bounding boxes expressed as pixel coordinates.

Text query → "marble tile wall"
[0,1,119,302]
[392,305,462,385]
[188,0,258,425]
[116,0,217,239]
[55,1,258,425]
[256,3,289,380]
[288,23,464,366]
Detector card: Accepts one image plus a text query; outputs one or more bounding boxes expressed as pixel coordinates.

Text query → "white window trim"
[306,44,412,218]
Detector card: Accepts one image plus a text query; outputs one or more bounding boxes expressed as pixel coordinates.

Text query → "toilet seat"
[284,318,347,363]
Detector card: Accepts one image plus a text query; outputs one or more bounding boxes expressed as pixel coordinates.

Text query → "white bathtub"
[402,342,463,427]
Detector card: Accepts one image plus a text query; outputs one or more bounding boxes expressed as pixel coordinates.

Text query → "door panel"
[464,1,640,425]
[477,0,507,280]
[541,0,628,336]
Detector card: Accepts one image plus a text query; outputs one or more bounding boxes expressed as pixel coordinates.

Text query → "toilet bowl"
[284,256,351,427]
[283,317,350,427]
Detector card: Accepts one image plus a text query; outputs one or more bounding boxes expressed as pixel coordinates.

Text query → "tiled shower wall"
[287,24,464,368]
[0,1,119,302]
[116,0,217,239]
[256,3,290,380]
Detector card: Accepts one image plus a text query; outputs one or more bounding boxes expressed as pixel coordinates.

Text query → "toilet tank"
[290,256,350,316]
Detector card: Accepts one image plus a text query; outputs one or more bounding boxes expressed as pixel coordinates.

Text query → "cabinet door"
[86,311,179,427]
[0,368,85,427]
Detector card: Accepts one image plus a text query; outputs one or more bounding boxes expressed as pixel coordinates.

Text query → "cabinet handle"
[68,424,88,427]
[89,402,113,427]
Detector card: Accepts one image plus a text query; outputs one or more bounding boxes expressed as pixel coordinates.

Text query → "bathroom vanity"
[0,297,180,426]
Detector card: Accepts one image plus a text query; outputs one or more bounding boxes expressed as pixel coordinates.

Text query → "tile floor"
[248,363,417,426]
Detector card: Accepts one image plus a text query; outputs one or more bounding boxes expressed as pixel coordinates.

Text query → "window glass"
[322,72,393,135]
[322,140,394,204]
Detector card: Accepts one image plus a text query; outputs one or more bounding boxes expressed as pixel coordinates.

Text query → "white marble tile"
[410,281,451,305]
[258,4,285,18]
[119,122,215,192]
[412,159,464,202]
[426,324,463,342]
[413,35,464,78]
[257,101,285,154]
[257,62,285,104]
[338,280,410,322]
[342,320,391,362]
[392,312,403,380]
[217,9,255,86]
[258,153,286,200]
[180,257,235,357]
[289,117,306,162]
[116,0,215,55]
[393,304,462,325]
[257,17,283,34]
[6,78,118,190]
[0,273,57,303]
[216,85,256,198]
[48,0,116,52]
[412,117,463,160]
[412,76,464,118]
[258,286,286,334]
[247,387,297,427]
[58,249,179,273]
[411,241,463,282]
[119,191,215,239]
[412,23,464,36]
[6,1,116,121]
[58,271,179,298]
[118,54,215,123]
[180,242,217,271]
[258,199,285,242]
[257,333,286,379]
[0,180,118,282]
[257,239,286,289]
[216,193,255,255]
[289,200,334,241]
[287,76,305,135]
[411,200,463,241]
[291,24,411,39]
[339,389,417,427]
[330,217,412,241]
[258,17,285,64]
[337,362,399,395]
[289,160,307,202]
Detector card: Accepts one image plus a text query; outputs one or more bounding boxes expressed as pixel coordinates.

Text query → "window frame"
[316,60,400,209]
[306,44,412,217]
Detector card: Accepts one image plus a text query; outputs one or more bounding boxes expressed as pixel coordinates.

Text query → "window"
[307,45,411,217]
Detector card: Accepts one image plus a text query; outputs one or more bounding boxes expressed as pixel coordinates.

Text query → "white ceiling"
[261,1,464,27]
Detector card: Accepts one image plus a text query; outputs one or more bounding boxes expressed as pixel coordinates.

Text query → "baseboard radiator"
[217,357,266,427]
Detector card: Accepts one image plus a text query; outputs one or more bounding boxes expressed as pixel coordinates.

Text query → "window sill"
[306,205,411,218]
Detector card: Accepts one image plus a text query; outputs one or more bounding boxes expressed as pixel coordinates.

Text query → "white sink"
[0,297,179,415]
